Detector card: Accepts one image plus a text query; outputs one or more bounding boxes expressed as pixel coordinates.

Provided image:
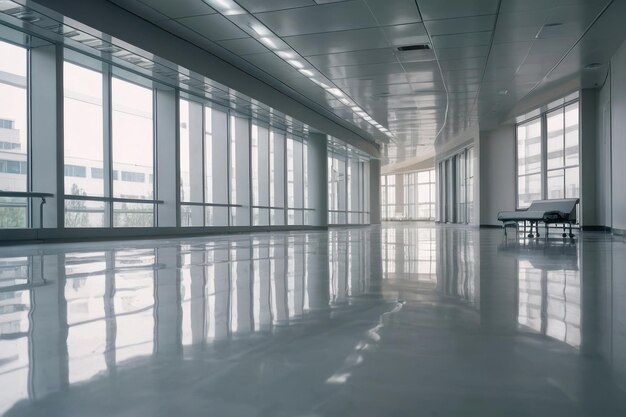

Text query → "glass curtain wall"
[179,99,230,226]
[0,39,28,228]
[0,23,357,233]
[435,147,474,224]
[286,136,310,225]
[62,53,157,229]
[381,168,435,221]
[328,139,370,225]
[516,93,580,209]
[179,101,310,228]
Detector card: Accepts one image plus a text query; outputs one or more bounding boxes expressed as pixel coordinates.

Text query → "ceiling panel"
[283,27,388,55]
[218,37,268,55]
[305,48,398,68]
[176,14,249,41]
[424,15,496,36]
[418,0,500,21]
[255,1,376,37]
[364,0,422,26]
[382,23,429,47]
[235,0,316,13]
[431,31,493,49]
[138,0,216,19]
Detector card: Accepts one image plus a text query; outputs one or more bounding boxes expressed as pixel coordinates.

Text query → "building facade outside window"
[0,39,28,228]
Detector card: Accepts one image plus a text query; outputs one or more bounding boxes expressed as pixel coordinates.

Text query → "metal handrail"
[0,191,54,228]
[64,195,164,204]
[180,202,243,208]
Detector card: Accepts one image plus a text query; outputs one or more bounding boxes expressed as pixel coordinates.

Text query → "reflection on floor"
[0,223,625,416]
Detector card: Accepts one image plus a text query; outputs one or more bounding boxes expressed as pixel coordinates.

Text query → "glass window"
[206,107,229,226]
[270,130,285,225]
[230,115,250,226]
[517,118,543,208]
[112,77,154,227]
[516,97,579,209]
[0,40,28,228]
[179,99,204,226]
[64,62,106,228]
[252,124,270,226]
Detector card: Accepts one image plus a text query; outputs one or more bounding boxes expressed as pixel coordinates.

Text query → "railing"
[64,195,164,205]
[179,202,242,208]
[0,191,54,228]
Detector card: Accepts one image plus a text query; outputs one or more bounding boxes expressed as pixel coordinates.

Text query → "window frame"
[515,95,580,210]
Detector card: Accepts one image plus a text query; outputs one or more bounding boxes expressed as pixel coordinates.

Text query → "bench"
[497,198,579,238]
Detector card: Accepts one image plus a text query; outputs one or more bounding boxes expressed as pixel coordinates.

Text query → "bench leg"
[569,223,575,238]
[527,221,534,238]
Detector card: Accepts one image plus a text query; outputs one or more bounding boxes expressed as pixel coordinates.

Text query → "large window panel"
[112,77,154,227]
[206,107,229,226]
[516,96,579,210]
[252,124,269,226]
[269,130,285,225]
[179,99,204,226]
[287,137,304,225]
[0,40,28,228]
[63,62,106,227]
[230,115,250,226]
[517,118,543,208]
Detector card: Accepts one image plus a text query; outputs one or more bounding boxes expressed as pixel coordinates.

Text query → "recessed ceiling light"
[287,59,304,69]
[277,51,294,59]
[203,0,246,15]
[299,69,314,77]
[259,37,277,49]
[326,88,344,98]
[498,89,508,95]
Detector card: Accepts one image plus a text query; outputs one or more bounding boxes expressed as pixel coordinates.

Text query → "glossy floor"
[1,223,625,416]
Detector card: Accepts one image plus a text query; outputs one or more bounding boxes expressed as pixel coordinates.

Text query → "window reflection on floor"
[517,255,581,348]
[382,225,437,282]
[65,252,108,384]
[0,256,30,414]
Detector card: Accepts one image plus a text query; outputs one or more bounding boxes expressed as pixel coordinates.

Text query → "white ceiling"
[106,0,626,164]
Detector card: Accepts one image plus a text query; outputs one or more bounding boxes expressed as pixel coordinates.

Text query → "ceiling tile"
[418,0,500,21]
[283,27,388,55]
[218,37,268,55]
[424,15,496,35]
[255,0,377,37]
[176,14,249,41]
[364,0,421,26]
[324,62,407,79]
[435,45,491,60]
[382,23,430,47]
[236,0,316,13]
[306,48,399,68]
[138,0,216,19]
[431,31,493,48]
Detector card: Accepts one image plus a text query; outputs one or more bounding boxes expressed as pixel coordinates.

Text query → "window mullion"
[103,63,113,227]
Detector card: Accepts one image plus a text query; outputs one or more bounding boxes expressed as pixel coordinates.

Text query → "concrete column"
[580,89,598,227]
[307,132,328,226]
[155,87,178,227]
[369,159,381,224]
[30,44,60,228]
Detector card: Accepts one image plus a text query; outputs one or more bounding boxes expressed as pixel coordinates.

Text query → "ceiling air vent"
[397,44,430,52]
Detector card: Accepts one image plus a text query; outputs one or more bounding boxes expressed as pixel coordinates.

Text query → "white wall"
[479,125,515,226]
